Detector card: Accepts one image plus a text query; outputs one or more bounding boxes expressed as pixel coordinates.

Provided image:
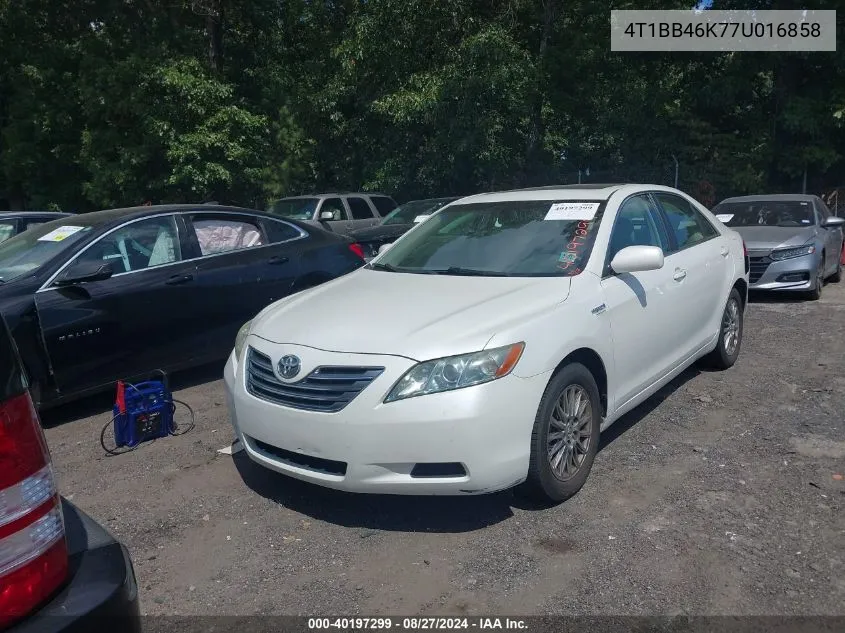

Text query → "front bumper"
[11,499,141,633]
[224,340,551,495]
[748,252,816,291]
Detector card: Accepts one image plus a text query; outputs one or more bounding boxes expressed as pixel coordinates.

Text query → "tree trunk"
[206,0,224,74]
[524,0,556,186]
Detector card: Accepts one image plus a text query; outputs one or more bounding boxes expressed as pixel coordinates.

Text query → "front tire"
[520,363,601,504]
[808,255,824,300]
[702,287,743,370]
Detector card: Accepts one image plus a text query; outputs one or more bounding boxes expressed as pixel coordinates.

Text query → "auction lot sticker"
[37,225,86,242]
[544,202,600,221]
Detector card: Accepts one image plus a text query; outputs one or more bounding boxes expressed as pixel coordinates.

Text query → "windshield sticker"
[37,225,86,242]
[801,219,811,223]
[557,220,592,272]
[544,202,600,222]
[413,214,431,224]
[715,214,734,222]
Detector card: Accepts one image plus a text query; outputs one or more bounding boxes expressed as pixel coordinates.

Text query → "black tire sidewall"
[529,363,601,502]
[718,288,744,366]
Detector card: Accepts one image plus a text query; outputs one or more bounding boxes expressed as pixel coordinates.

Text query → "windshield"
[382,198,456,226]
[267,198,319,220]
[713,200,815,227]
[371,200,605,277]
[0,221,94,283]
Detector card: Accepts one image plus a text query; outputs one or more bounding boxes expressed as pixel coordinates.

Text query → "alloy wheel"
[547,385,593,481]
[722,298,741,357]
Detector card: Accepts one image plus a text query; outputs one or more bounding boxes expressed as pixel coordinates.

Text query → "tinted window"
[655,193,718,250]
[263,219,304,243]
[191,217,266,255]
[268,198,319,220]
[74,216,182,273]
[371,196,397,216]
[319,198,346,221]
[347,197,375,220]
[712,199,814,228]
[375,200,605,277]
[25,221,47,230]
[0,221,15,243]
[606,195,669,272]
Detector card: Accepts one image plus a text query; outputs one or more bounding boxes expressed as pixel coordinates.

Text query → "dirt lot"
[42,283,845,617]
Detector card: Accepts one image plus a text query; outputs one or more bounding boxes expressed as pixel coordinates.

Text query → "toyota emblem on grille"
[277,355,301,379]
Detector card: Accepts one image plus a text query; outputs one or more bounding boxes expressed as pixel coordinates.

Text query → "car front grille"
[246,347,384,413]
[749,255,772,284]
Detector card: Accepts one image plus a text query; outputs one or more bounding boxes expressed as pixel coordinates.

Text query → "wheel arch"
[550,347,608,418]
[732,277,748,309]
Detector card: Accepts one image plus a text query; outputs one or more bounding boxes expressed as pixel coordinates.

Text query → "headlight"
[384,342,525,403]
[770,245,815,261]
[234,320,253,362]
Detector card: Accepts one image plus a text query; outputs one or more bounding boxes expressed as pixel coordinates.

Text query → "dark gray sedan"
[0,211,73,243]
[712,194,844,300]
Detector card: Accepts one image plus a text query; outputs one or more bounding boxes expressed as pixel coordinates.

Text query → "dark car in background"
[712,194,844,300]
[267,192,398,235]
[0,204,366,408]
[349,197,459,260]
[0,212,73,244]
[1,312,140,632]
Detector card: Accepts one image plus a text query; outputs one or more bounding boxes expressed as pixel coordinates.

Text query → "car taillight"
[348,243,365,260]
[0,392,67,628]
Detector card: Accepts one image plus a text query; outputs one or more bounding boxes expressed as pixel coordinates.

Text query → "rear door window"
[189,216,267,256]
[371,196,397,216]
[347,197,376,220]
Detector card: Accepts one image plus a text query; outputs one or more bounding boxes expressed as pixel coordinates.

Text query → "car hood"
[349,224,412,242]
[733,225,817,251]
[250,269,571,360]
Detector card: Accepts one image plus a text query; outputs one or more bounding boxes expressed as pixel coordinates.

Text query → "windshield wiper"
[428,267,510,277]
[369,262,398,272]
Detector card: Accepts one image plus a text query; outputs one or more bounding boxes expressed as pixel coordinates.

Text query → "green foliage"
[1,0,843,210]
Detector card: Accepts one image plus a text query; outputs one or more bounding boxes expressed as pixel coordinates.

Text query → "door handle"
[673,268,687,281]
[720,246,730,257]
[165,273,194,285]
[268,256,289,265]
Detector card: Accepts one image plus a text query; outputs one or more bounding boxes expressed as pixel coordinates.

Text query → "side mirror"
[55,260,115,286]
[378,243,393,255]
[319,211,335,221]
[610,245,664,274]
[822,216,845,228]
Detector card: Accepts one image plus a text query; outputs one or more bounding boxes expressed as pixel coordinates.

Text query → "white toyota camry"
[224,184,749,503]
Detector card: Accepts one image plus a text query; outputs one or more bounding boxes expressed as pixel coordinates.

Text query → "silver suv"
[268,193,398,235]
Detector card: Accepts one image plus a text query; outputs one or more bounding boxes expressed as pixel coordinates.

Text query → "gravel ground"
[42,283,845,617]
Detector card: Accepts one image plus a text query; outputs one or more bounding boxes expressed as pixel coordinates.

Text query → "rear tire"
[519,363,601,504]
[702,287,743,370]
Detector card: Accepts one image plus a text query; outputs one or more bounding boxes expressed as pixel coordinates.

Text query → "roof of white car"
[719,193,818,203]
[453,183,667,204]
